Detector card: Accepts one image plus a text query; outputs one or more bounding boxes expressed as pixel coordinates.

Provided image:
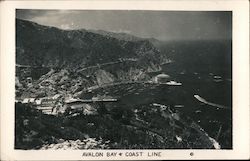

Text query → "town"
[16,94,118,115]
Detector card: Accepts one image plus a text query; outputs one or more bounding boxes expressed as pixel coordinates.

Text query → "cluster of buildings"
[16,94,63,114]
[16,94,117,116]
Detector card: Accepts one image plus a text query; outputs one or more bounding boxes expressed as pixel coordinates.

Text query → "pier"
[65,98,118,105]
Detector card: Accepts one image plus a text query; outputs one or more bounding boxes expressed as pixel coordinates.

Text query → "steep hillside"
[15,102,217,149]
[16,19,163,69]
[15,18,170,99]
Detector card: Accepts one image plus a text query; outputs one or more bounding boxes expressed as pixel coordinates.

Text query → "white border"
[0,0,249,160]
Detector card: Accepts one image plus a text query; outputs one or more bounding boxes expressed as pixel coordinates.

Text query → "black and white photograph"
[14,9,233,150]
[0,0,249,160]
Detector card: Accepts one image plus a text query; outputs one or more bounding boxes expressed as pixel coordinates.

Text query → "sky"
[16,10,232,41]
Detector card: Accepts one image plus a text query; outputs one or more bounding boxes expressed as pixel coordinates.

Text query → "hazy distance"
[16,10,232,41]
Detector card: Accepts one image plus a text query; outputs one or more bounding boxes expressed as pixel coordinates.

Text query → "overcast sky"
[16,10,232,41]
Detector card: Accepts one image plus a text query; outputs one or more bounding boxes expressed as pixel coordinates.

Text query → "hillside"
[16,18,164,69]
[16,18,170,99]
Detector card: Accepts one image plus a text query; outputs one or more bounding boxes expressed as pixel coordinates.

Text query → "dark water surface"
[88,75,232,148]
[84,40,232,148]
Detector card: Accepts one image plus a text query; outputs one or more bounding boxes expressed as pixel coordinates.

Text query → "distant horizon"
[16,10,232,41]
[16,17,231,42]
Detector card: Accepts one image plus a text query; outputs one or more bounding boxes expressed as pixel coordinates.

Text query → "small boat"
[165,81,182,86]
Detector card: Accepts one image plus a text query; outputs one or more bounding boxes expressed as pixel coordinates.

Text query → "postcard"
[0,0,249,160]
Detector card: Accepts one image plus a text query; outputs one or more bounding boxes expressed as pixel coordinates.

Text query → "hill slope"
[16,18,164,69]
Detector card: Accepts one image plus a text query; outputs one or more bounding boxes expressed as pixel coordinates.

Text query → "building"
[65,102,97,115]
[154,74,170,83]
[22,98,36,104]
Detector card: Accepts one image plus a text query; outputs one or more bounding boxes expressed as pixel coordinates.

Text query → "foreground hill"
[15,102,219,149]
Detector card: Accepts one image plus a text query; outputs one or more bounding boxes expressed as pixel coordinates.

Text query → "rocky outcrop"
[95,70,115,86]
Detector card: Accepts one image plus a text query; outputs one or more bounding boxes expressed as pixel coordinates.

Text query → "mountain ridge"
[16,18,163,69]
